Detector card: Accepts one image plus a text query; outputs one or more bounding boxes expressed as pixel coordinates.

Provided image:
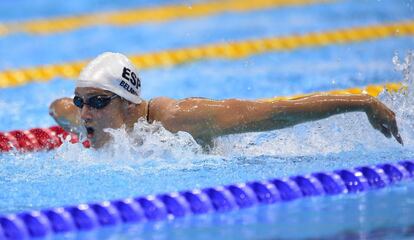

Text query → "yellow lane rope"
[0,21,413,88]
[0,0,331,36]
[261,82,403,102]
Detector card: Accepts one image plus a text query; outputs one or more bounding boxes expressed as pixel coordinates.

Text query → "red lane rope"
[0,126,90,152]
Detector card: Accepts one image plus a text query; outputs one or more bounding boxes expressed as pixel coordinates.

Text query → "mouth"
[86,127,95,138]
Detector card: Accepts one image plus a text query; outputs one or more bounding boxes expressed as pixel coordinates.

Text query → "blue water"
[1,0,414,239]
[0,0,204,22]
[1,0,414,70]
[65,182,414,240]
[1,37,414,131]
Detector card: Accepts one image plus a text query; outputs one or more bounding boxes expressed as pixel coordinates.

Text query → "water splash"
[51,118,223,173]
[392,51,414,86]
[3,53,414,214]
[381,51,414,146]
[52,52,414,161]
[214,52,414,158]
[106,118,202,161]
[4,53,414,178]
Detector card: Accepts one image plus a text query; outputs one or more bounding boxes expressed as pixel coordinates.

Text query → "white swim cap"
[76,52,142,104]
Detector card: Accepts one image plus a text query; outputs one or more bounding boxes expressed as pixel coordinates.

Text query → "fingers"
[380,124,392,138]
[366,100,403,145]
[379,122,404,145]
[48,108,56,117]
[389,120,404,145]
[395,133,404,145]
[372,122,403,145]
[386,110,403,144]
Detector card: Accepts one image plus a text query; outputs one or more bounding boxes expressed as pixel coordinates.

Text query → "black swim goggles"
[73,94,119,109]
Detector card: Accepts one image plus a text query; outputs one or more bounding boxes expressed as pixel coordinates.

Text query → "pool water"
[1,0,414,239]
[66,181,414,240]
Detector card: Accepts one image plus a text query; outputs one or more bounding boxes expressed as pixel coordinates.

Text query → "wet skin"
[49,87,403,149]
[60,87,142,148]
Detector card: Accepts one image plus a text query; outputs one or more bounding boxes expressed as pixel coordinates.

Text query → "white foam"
[213,52,414,157]
[2,52,414,214]
[49,52,414,166]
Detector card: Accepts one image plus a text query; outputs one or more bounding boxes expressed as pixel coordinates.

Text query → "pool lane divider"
[0,82,403,153]
[0,0,332,36]
[0,126,90,153]
[0,161,413,239]
[261,82,402,102]
[1,20,414,88]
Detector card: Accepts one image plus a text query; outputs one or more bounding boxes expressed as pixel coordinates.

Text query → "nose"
[80,105,94,122]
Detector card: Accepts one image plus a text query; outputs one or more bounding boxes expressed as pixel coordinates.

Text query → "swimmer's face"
[74,87,128,148]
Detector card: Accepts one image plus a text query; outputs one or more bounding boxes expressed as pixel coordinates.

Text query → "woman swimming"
[49,52,403,149]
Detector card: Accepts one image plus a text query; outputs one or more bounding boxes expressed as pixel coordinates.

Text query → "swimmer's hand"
[49,98,85,135]
[365,98,403,145]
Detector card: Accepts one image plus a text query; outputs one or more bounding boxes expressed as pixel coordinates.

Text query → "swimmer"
[49,52,403,149]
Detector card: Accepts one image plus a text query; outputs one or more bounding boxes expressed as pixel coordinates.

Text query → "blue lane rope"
[0,160,413,239]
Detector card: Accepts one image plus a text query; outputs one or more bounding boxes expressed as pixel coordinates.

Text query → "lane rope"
[263,82,402,101]
[0,0,331,36]
[0,159,412,238]
[0,21,413,88]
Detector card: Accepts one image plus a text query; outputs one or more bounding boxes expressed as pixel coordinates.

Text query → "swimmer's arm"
[49,98,82,134]
[165,94,402,144]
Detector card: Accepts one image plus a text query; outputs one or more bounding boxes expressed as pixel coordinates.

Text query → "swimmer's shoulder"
[147,97,177,123]
[147,96,209,123]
